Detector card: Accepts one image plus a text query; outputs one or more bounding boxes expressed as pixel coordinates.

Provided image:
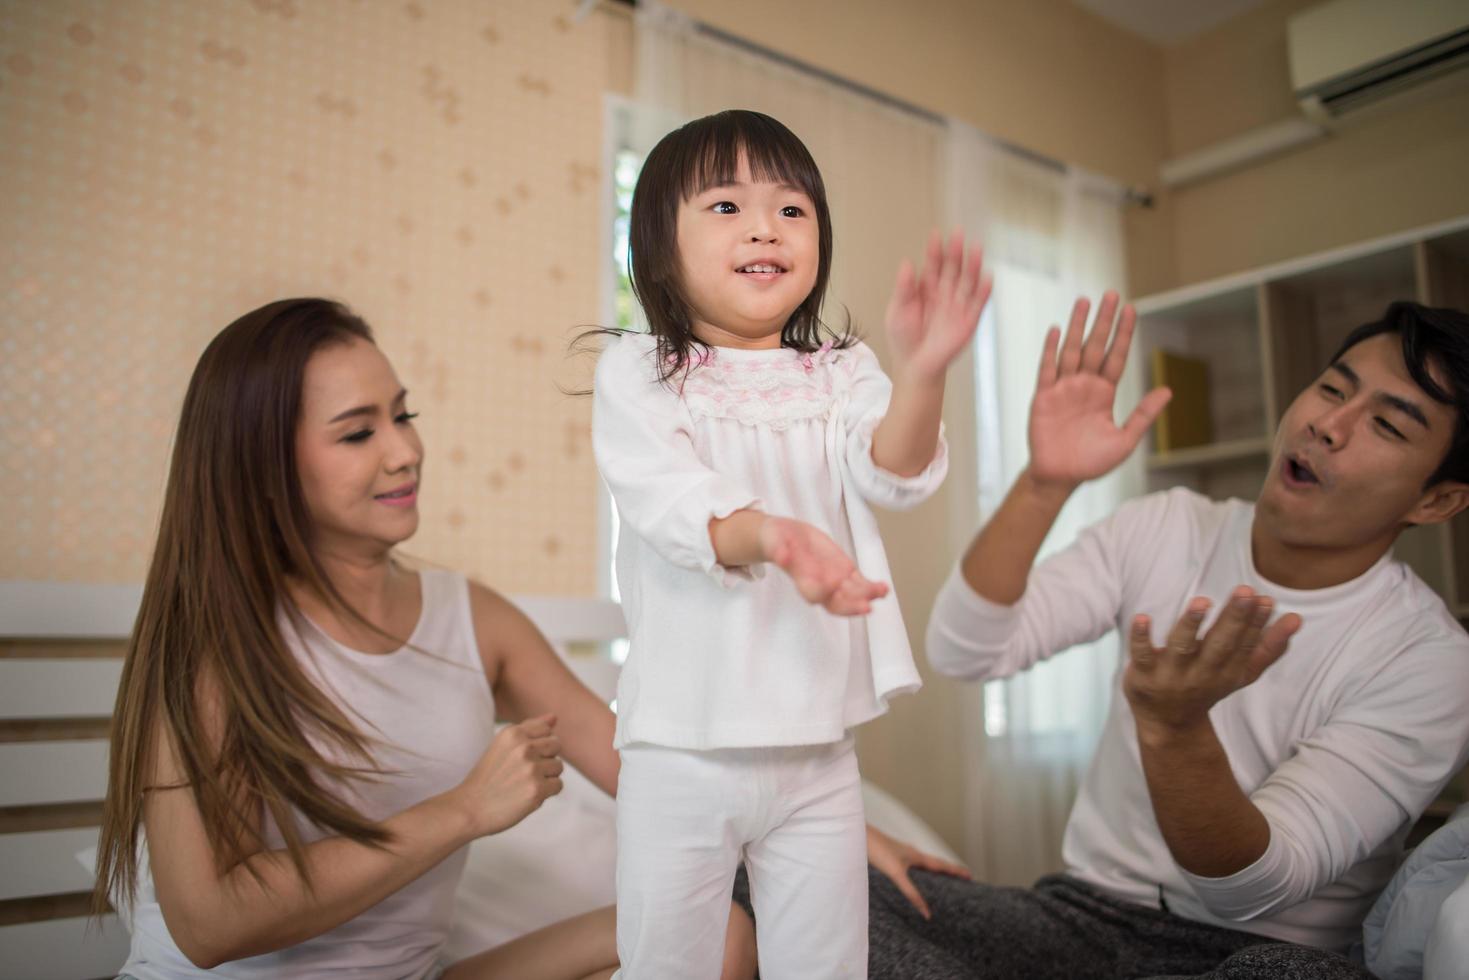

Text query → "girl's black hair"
[626,109,854,384]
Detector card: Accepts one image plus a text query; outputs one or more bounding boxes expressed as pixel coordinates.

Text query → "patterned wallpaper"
[0,0,621,594]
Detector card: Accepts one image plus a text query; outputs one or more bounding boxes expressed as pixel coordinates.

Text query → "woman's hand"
[866,823,971,920]
[759,516,889,616]
[453,714,564,839]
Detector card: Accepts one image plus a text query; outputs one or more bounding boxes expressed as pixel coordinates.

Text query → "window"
[598,97,673,663]
[611,147,642,333]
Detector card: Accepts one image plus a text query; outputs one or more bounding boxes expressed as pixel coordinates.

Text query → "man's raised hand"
[1029,292,1172,490]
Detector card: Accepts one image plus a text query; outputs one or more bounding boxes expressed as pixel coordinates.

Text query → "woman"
[94,298,960,979]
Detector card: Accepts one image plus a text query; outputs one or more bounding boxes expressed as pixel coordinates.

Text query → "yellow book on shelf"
[1151,348,1213,453]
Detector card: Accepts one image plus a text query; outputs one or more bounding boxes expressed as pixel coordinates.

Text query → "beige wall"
[1135,0,1469,294]
[1163,0,1312,157]
[0,0,626,593]
[668,0,1169,189]
[1152,85,1469,294]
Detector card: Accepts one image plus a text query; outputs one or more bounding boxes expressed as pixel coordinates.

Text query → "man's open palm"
[1030,292,1173,488]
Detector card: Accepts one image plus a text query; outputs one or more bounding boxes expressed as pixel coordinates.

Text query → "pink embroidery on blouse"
[679,344,849,429]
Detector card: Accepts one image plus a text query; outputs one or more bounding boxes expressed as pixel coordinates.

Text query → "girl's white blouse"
[593,333,947,749]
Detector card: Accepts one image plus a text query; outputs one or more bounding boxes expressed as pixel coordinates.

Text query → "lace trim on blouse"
[678,343,856,429]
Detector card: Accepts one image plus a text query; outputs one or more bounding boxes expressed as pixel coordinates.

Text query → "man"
[909,297,1469,979]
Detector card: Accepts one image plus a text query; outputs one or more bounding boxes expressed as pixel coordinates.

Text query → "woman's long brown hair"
[94,298,401,914]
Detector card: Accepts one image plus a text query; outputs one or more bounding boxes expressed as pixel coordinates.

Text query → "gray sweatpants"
[734,867,1374,979]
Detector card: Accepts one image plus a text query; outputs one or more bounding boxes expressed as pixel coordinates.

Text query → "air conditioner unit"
[1288,0,1469,124]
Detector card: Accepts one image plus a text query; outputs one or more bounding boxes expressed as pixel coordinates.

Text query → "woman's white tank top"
[121,569,496,979]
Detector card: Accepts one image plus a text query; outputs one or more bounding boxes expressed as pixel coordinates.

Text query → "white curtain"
[948,122,1143,885]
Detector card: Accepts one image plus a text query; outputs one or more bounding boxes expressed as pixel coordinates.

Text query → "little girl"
[592,109,989,979]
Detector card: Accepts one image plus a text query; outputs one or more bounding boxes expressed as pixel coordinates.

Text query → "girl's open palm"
[760,516,889,616]
[1030,292,1172,488]
[886,229,992,380]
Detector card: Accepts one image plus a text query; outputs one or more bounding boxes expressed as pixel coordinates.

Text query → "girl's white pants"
[612,736,868,980]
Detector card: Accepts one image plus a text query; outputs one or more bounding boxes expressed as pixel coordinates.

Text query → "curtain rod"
[696,21,1153,208]
[589,0,1154,207]
[692,21,948,128]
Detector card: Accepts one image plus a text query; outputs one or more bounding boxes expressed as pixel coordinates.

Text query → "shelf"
[1147,436,1272,472]
[1133,214,1469,315]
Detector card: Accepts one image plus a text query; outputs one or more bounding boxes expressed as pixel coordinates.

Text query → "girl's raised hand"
[453,714,564,839]
[759,516,889,616]
[1029,292,1172,490]
[885,229,992,382]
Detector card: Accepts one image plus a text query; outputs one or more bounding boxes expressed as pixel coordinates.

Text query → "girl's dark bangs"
[679,114,820,201]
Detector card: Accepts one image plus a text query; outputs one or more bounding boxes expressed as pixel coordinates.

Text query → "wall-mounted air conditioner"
[1289,0,1469,125]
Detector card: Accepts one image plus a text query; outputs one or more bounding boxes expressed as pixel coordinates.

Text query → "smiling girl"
[591,110,990,978]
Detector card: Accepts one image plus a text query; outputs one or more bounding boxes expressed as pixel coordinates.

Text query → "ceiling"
[1071,0,1275,46]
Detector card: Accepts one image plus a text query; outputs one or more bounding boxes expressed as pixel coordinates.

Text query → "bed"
[0,581,960,979]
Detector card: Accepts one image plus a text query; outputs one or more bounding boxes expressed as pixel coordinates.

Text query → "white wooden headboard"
[0,580,626,980]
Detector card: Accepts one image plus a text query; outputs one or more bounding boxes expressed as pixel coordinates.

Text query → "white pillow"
[1424,872,1469,980]
[1363,803,1469,980]
[862,780,962,867]
[444,758,617,961]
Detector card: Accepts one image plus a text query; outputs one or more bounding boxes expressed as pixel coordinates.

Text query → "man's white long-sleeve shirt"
[927,487,1469,951]
[594,334,945,750]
